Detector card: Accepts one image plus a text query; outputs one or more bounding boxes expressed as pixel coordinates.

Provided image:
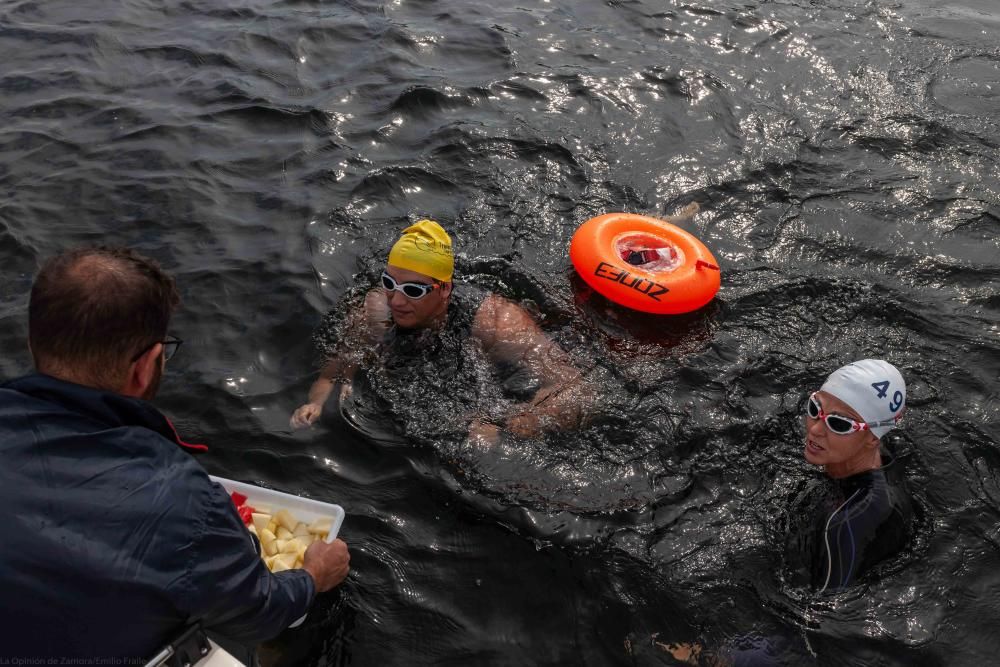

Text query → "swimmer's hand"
[504,412,544,439]
[657,642,729,667]
[663,642,701,664]
[290,402,323,429]
[467,419,501,449]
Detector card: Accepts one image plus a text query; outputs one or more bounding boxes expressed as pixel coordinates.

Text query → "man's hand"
[302,538,350,593]
[290,402,323,429]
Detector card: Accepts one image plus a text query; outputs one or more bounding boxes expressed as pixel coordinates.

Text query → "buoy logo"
[594,262,669,301]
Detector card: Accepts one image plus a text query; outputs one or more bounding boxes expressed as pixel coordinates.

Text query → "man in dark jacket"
[0,247,350,660]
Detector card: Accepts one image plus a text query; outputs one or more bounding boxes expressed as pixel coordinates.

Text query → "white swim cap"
[819,359,906,439]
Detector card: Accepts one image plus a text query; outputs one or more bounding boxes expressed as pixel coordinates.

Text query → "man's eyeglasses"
[381,272,441,300]
[131,335,183,363]
[806,392,896,435]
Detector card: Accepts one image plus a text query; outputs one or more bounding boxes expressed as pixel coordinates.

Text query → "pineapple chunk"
[281,538,304,555]
[266,520,277,534]
[292,522,310,538]
[251,513,272,534]
[274,509,297,532]
[276,526,293,540]
[307,519,332,535]
[259,529,278,557]
[274,552,298,569]
[270,558,291,573]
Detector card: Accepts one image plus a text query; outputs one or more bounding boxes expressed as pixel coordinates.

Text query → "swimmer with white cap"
[804,358,906,478]
[663,360,914,665]
[795,358,913,592]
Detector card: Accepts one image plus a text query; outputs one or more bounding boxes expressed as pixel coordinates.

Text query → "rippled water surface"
[2,0,999,665]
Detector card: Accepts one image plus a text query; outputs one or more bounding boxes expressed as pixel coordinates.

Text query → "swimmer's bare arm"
[290,360,340,429]
[290,290,389,429]
[473,294,595,438]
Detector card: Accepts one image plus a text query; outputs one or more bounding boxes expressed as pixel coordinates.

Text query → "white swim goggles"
[381,271,441,300]
[806,393,900,435]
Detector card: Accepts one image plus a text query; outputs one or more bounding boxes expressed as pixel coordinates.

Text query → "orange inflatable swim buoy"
[570,212,720,314]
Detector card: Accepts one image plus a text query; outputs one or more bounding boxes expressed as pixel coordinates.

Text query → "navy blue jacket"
[0,374,315,659]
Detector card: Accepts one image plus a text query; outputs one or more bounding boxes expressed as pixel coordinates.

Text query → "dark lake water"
[2,0,999,665]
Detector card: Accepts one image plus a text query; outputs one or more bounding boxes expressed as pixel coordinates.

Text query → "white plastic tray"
[200,640,246,667]
[210,475,345,542]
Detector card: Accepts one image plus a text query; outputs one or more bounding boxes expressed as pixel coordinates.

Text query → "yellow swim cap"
[387,219,454,282]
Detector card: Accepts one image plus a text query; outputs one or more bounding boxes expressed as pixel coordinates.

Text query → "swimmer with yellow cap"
[291,218,595,441]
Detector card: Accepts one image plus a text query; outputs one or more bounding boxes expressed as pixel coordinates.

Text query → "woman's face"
[803,390,879,468]
[383,265,451,329]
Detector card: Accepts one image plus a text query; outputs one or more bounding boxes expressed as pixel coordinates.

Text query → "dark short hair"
[29,246,180,388]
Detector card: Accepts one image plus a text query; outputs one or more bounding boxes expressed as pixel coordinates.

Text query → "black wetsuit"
[325,285,505,443]
[724,448,913,666]
[785,447,912,592]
